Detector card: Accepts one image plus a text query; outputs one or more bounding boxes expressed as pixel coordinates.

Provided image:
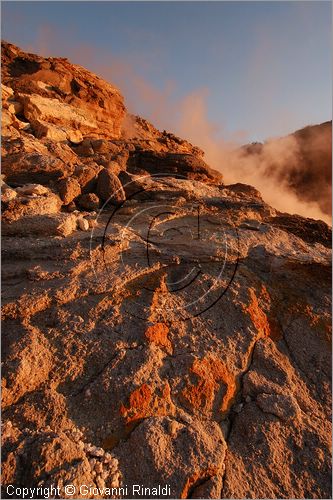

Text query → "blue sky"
[1,1,331,142]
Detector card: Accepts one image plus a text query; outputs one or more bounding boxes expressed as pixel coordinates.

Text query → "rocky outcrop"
[127,150,223,182]
[2,41,125,140]
[1,41,331,500]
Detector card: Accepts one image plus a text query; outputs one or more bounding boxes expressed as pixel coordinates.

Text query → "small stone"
[234,403,243,414]
[89,458,97,469]
[67,130,83,144]
[108,459,119,473]
[78,218,89,231]
[245,396,251,403]
[88,218,97,229]
[96,477,105,489]
[95,462,103,474]
[177,409,193,424]
[1,187,17,203]
[89,446,104,458]
[168,420,183,437]
[110,472,121,488]
[104,452,112,462]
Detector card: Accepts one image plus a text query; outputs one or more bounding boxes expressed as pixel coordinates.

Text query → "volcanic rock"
[1,41,331,500]
[2,213,77,237]
[77,193,100,211]
[96,168,126,204]
[127,150,222,183]
[2,191,62,222]
[2,41,126,140]
[1,151,74,185]
[57,177,81,205]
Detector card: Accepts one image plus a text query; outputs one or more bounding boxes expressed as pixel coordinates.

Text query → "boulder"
[72,139,94,157]
[30,119,68,142]
[127,151,222,182]
[90,139,120,155]
[77,193,100,212]
[21,93,98,136]
[1,83,14,103]
[1,152,74,185]
[116,417,226,499]
[96,168,126,204]
[102,160,122,176]
[227,183,262,199]
[2,213,77,237]
[73,163,102,193]
[118,170,147,199]
[2,41,126,139]
[2,192,62,222]
[57,178,81,205]
[6,100,23,115]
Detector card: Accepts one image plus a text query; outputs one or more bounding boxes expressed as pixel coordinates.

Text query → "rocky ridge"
[1,41,332,499]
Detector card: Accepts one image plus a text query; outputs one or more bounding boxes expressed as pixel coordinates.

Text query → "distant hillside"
[242,121,332,217]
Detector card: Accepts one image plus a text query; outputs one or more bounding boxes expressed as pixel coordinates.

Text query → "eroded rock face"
[127,150,223,183]
[2,41,125,140]
[1,41,331,500]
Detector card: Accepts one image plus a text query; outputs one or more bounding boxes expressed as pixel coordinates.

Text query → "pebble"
[168,420,183,437]
[88,219,97,228]
[245,396,251,403]
[95,462,103,474]
[234,403,244,413]
[78,218,90,231]
[89,458,97,468]
[108,459,118,473]
[178,411,192,424]
[96,477,105,489]
[110,473,120,488]
[89,446,105,458]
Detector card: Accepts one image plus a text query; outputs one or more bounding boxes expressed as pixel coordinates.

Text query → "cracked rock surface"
[1,41,332,499]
